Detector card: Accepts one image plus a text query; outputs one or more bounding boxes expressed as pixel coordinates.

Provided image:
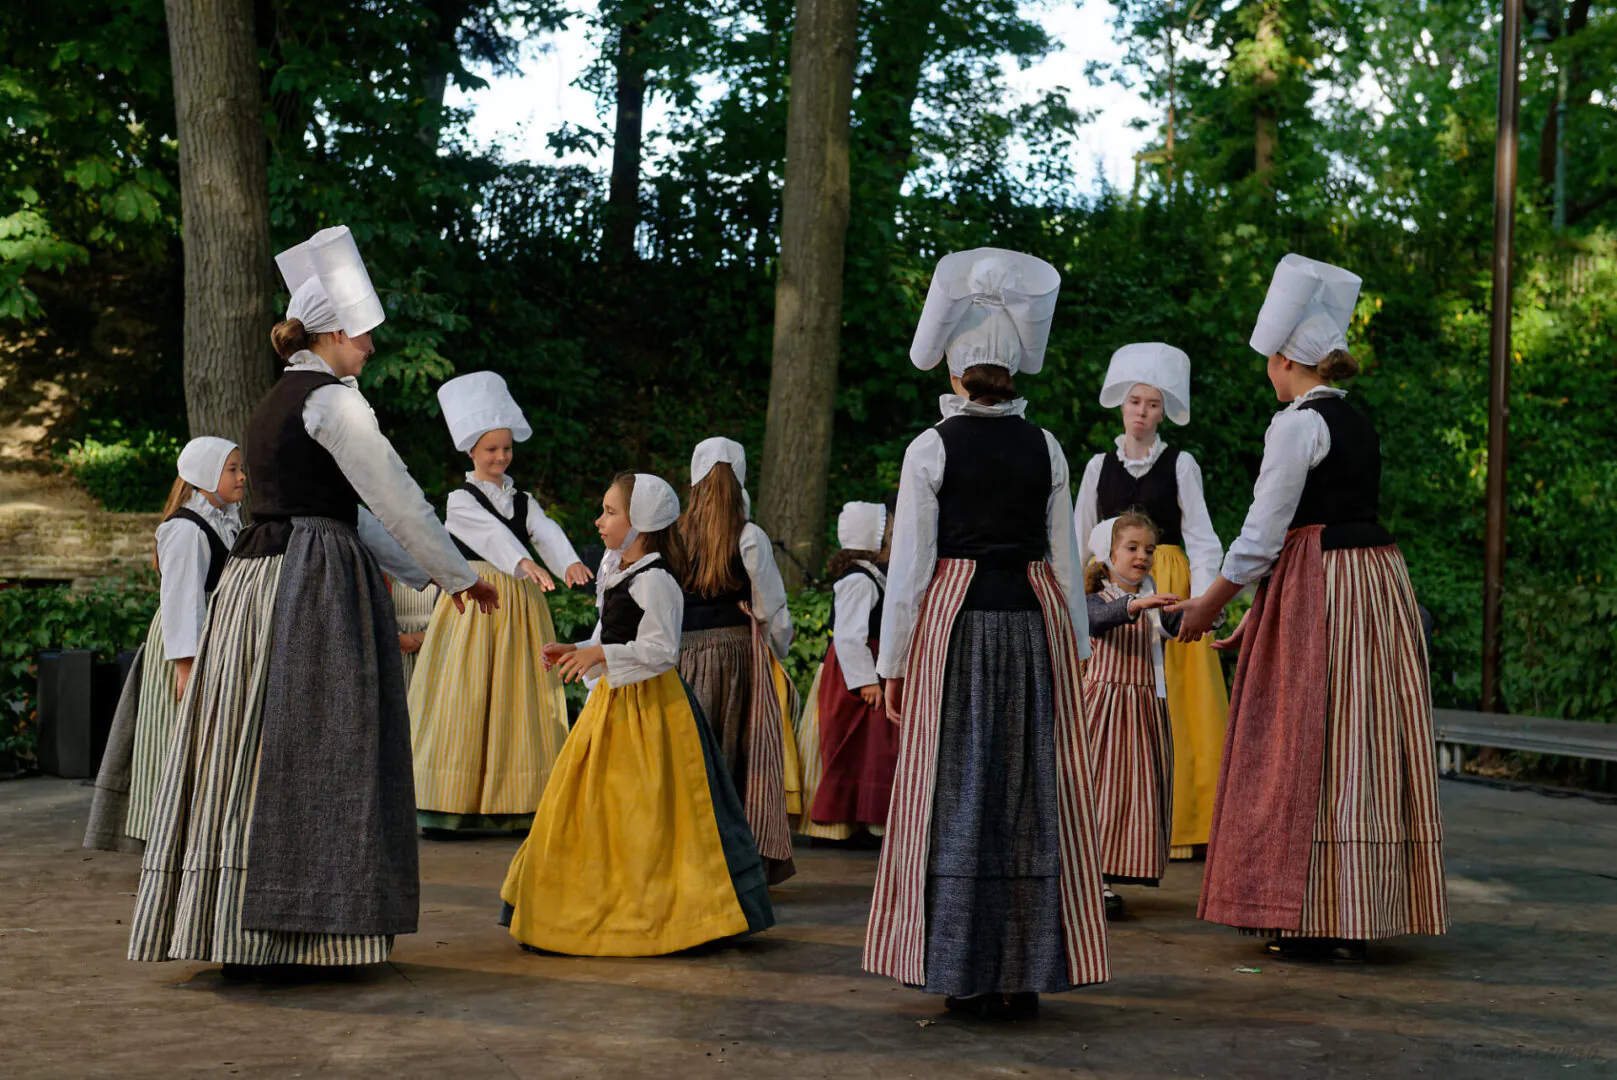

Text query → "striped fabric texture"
[1278,545,1448,939]
[129,554,391,965]
[1084,582,1174,884]
[390,578,439,691]
[742,617,796,862]
[124,607,181,842]
[864,559,1110,988]
[408,562,569,819]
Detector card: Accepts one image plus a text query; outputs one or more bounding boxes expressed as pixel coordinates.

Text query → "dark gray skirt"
[921,610,1072,997]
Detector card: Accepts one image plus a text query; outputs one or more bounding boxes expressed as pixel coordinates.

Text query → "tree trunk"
[166,0,274,447]
[1252,1,1280,186]
[1537,0,1592,189]
[605,14,650,264]
[854,0,941,228]
[758,0,858,588]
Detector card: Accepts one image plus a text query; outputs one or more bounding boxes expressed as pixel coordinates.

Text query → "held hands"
[1128,593,1179,617]
[1211,609,1249,653]
[398,632,425,656]
[551,643,605,683]
[1166,593,1221,643]
[446,575,500,614]
[563,562,594,589]
[518,559,556,592]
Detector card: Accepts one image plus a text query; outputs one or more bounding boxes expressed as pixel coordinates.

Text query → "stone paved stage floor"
[3,776,1615,1079]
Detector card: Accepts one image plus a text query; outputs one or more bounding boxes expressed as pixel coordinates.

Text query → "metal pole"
[1482,0,1522,713]
[1554,64,1568,231]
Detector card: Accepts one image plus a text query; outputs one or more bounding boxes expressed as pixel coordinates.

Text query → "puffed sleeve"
[445,489,528,576]
[155,519,210,660]
[831,572,880,690]
[740,522,793,661]
[526,496,583,577]
[1220,409,1331,585]
[1073,452,1105,570]
[876,429,944,680]
[1175,452,1224,598]
[1044,430,1092,658]
[303,384,477,593]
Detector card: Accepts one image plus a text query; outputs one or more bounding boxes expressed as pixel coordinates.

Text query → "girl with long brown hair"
[675,437,798,885]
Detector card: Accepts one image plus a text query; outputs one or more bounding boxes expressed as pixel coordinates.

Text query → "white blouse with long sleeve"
[877,395,1091,682]
[740,522,794,661]
[444,473,582,577]
[578,552,684,688]
[286,351,477,594]
[832,560,885,691]
[1073,435,1224,597]
[155,493,242,660]
[1220,385,1348,586]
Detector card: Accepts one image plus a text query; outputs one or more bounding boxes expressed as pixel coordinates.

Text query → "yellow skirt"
[500,669,769,956]
[792,661,855,839]
[1152,543,1231,855]
[408,562,568,826]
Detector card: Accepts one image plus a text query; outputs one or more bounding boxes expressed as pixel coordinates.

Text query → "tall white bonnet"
[909,248,1061,377]
[1099,343,1192,426]
[274,226,385,338]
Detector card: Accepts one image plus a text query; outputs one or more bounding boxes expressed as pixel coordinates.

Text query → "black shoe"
[1265,937,1368,964]
[219,963,256,981]
[945,993,1040,1020]
[421,827,458,841]
[1103,890,1124,921]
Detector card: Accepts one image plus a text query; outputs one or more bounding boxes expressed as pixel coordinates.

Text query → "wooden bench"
[1433,708,1617,775]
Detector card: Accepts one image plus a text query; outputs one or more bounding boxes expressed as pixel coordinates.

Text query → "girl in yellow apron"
[1074,344,1228,860]
[500,472,774,956]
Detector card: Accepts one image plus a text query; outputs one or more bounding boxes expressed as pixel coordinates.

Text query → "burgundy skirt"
[809,641,898,826]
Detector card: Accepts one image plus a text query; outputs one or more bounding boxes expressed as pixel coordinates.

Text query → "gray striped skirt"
[127,550,391,965]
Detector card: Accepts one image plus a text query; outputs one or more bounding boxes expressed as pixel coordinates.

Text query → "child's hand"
[858,683,882,708]
[563,562,594,588]
[541,642,576,669]
[1211,610,1249,653]
[1128,593,1179,616]
[884,677,905,724]
[398,632,425,655]
[518,559,556,592]
[555,644,605,683]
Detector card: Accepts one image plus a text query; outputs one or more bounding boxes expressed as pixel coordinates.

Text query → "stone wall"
[0,508,161,588]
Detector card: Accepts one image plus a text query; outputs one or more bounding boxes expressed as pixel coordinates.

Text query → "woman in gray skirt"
[127,226,497,972]
[862,248,1110,1018]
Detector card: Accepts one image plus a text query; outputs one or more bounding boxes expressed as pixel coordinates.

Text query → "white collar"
[601,550,663,590]
[1113,433,1166,469]
[854,558,888,587]
[938,394,1029,419]
[1102,572,1156,600]
[184,490,241,529]
[464,471,516,498]
[286,349,359,390]
[1284,385,1348,412]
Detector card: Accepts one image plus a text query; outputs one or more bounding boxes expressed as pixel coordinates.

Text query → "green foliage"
[60,426,185,512]
[786,588,834,701]
[0,572,158,773]
[1503,582,1617,722]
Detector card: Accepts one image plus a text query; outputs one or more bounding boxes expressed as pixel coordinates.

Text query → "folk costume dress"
[390,578,439,691]
[864,249,1110,997]
[1200,255,1448,942]
[1075,343,1228,860]
[500,475,774,956]
[127,227,479,967]
[676,437,800,884]
[796,502,897,838]
[1082,519,1179,888]
[409,372,580,834]
[85,440,241,854]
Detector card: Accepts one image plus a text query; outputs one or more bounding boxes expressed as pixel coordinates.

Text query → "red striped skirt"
[1084,681,1173,885]
[1205,541,1448,939]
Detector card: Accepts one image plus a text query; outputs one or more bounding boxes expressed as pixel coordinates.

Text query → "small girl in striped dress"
[409,372,592,837]
[1083,512,1182,920]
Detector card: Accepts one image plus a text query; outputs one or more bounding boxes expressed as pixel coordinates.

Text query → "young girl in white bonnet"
[409,371,591,838]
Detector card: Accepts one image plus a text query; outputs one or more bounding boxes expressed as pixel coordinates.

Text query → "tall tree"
[166,0,274,446]
[758,0,858,586]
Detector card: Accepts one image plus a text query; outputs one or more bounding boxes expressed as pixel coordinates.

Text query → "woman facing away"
[1171,253,1448,963]
[863,247,1110,1019]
